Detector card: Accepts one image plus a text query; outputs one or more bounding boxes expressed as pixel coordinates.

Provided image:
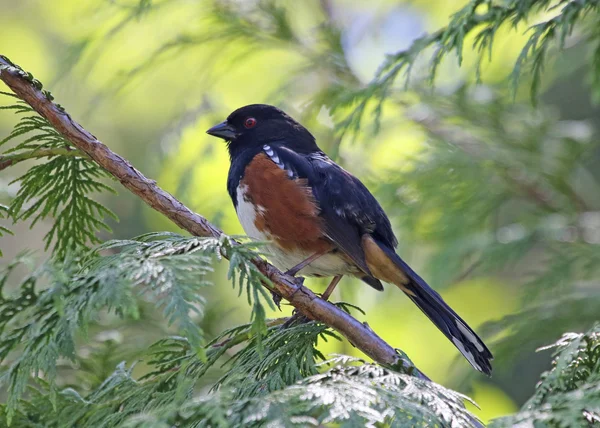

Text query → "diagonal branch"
[0,55,428,380]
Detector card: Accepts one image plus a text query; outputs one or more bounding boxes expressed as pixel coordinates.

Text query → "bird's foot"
[272,273,305,311]
[283,268,305,284]
[271,291,282,311]
[286,275,306,298]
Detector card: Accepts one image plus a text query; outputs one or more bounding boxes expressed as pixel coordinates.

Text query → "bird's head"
[206,104,319,157]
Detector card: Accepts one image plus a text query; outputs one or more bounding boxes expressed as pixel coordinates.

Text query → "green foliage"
[224,235,275,342]
[0,91,117,259]
[3,0,600,425]
[0,204,12,256]
[0,233,270,423]
[116,0,600,139]
[491,323,600,427]
[379,0,600,97]
[330,0,600,134]
[1,327,481,427]
[215,320,336,399]
[144,355,480,427]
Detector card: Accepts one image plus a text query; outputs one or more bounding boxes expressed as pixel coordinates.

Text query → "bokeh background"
[2,0,600,423]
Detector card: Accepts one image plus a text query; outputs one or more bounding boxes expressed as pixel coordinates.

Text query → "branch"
[0,55,427,380]
[0,146,86,171]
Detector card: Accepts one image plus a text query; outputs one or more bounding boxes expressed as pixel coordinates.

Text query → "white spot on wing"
[456,321,485,352]
[263,145,292,177]
[452,337,482,372]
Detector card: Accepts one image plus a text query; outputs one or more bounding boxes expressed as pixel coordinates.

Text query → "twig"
[0,55,429,380]
[0,146,86,172]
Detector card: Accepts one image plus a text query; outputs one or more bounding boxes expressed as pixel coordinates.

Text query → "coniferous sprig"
[0,92,117,259]
[491,323,600,427]
[84,232,220,348]
[0,270,475,427]
[334,0,600,134]
[137,355,479,427]
[138,357,476,427]
[385,0,600,94]
[1,339,480,427]
[215,321,337,399]
[0,233,270,423]
[120,0,600,138]
[0,322,317,426]
[223,234,276,340]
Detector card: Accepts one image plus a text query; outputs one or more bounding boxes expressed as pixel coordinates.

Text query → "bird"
[206,104,493,375]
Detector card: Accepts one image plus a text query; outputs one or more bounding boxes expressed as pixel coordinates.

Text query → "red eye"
[244,117,257,128]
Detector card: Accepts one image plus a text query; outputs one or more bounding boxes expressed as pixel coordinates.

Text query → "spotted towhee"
[207,104,493,375]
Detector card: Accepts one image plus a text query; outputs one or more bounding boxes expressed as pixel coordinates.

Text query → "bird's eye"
[244,117,257,129]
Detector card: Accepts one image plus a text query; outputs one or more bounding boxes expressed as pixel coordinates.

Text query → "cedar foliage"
[1,0,600,426]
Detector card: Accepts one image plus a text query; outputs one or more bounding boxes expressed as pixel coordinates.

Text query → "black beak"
[206,121,236,140]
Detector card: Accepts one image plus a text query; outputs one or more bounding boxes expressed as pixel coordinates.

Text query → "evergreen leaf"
[0,93,117,260]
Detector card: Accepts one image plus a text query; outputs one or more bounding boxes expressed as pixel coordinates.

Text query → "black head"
[206,104,319,157]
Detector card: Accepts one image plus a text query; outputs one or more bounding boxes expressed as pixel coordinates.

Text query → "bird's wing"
[274,146,397,274]
[271,145,493,374]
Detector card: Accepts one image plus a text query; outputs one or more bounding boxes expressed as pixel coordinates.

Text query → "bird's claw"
[288,276,305,299]
[272,274,304,311]
[282,268,305,286]
[271,291,282,311]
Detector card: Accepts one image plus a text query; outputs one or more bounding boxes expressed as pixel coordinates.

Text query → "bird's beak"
[206,121,236,140]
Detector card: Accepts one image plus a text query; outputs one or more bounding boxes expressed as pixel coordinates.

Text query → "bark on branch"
[0,55,428,380]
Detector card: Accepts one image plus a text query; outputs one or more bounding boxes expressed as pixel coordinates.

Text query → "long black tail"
[375,239,493,375]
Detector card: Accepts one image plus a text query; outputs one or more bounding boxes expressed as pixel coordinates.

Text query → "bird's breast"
[234,153,356,276]
[237,153,325,248]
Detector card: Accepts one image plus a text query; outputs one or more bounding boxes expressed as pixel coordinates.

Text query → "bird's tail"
[363,236,493,375]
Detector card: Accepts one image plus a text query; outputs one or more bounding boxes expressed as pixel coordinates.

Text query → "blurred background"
[2,0,600,423]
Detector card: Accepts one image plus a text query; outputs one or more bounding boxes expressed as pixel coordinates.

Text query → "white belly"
[236,184,268,241]
[235,185,356,277]
[264,245,355,276]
